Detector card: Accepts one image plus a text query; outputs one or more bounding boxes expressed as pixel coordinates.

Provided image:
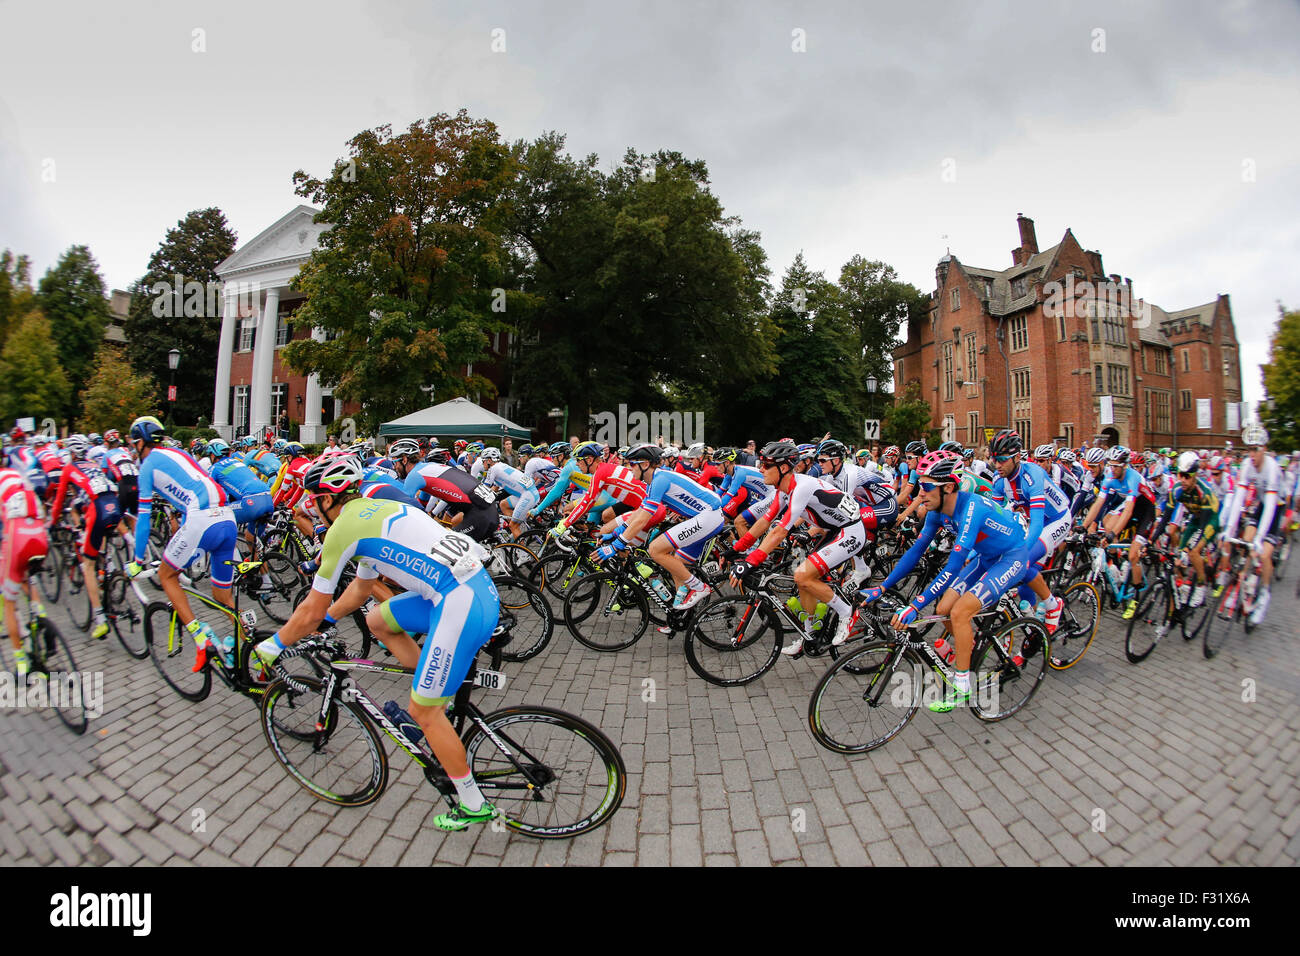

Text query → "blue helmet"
[129,416,166,446]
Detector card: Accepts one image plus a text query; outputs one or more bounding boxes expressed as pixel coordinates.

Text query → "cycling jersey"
[312,497,498,706]
[674,460,724,488]
[1226,454,1283,541]
[762,473,862,531]
[0,468,47,599]
[0,468,42,521]
[134,448,227,562]
[208,454,272,500]
[483,462,536,498]
[244,449,281,481]
[639,468,721,525]
[1152,477,1220,548]
[564,462,646,528]
[718,464,771,518]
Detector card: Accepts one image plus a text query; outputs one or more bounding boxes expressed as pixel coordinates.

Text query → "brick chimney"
[1012,213,1038,266]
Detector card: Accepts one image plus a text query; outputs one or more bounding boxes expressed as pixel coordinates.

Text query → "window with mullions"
[1009,315,1028,352]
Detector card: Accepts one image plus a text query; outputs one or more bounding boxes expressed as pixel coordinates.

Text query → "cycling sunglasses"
[817,457,833,464]
[1178,470,1197,479]
[917,480,947,493]
[994,454,1017,463]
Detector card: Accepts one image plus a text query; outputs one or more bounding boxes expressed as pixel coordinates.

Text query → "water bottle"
[1091,547,1106,579]
[1063,550,1076,574]
[933,637,955,664]
[637,563,673,604]
[382,701,426,747]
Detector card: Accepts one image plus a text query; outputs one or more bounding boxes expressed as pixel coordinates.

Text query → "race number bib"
[87,472,112,496]
[5,496,28,519]
[835,492,860,521]
[472,483,497,506]
[429,530,484,583]
[115,461,139,477]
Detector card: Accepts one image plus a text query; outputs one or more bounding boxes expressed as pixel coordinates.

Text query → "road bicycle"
[259,627,626,839]
[1123,545,1212,663]
[0,555,87,734]
[807,595,1049,754]
[1202,537,1266,659]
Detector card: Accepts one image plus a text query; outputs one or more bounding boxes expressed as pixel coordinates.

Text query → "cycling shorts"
[116,476,139,517]
[806,518,871,578]
[455,505,500,544]
[1034,513,1072,567]
[663,508,727,562]
[949,545,1038,610]
[380,569,499,707]
[506,488,540,524]
[1,517,48,600]
[1181,513,1219,551]
[81,494,121,559]
[164,507,238,588]
[228,491,274,530]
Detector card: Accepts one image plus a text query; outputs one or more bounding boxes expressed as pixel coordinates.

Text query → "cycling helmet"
[625,442,663,464]
[916,450,963,485]
[989,429,1023,459]
[272,438,288,453]
[9,427,24,442]
[303,454,364,494]
[713,446,738,463]
[904,440,928,457]
[388,438,422,459]
[663,445,681,460]
[453,440,468,453]
[1176,451,1200,475]
[207,439,231,458]
[88,433,102,446]
[1106,445,1131,465]
[962,447,975,460]
[516,443,533,456]
[466,441,485,454]
[1032,444,1055,461]
[1083,446,1106,465]
[758,440,799,464]
[1241,423,1269,447]
[1130,452,1147,469]
[104,428,121,446]
[284,442,305,457]
[548,441,571,457]
[796,443,818,462]
[1057,449,1077,464]
[617,445,629,458]
[854,448,872,462]
[883,445,900,459]
[938,440,963,455]
[574,441,603,460]
[685,442,706,459]
[481,447,502,462]
[423,447,450,464]
[63,434,89,459]
[819,439,849,460]
[129,415,167,445]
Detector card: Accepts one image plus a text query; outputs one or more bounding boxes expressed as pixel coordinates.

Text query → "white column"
[300,326,326,444]
[212,287,238,439]
[250,286,280,437]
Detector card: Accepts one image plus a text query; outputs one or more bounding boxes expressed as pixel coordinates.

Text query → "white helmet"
[1176,451,1200,475]
[481,447,502,462]
[1083,447,1106,465]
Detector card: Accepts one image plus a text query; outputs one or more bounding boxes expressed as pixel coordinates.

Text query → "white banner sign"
[15,417,35,433]
[1099,396,1114,426]
[1196,398,1211,430]
[1226,403,1239,433]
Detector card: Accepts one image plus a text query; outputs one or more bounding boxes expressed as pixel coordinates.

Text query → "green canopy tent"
[377,396,532,442]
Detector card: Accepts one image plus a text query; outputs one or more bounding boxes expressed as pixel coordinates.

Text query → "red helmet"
[453,440,468,453]
[9,427,24,442]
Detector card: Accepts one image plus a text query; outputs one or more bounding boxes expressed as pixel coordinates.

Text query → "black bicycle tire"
[489,542,544,589]
[34,541,63,604]
[247,551,305,627]
[65,554,93,632]
[1049,580,1100,670]
[1202,582,1237,659]
[807,639,923,754]
[1180,583,1213,642]
[1124,578,1170,664]
[463,704,626,839]
[970,617,1049,722]
[31,618,88,735]
[260,676,389,807]
[563,571,649,652]
[104,571,148,659]
[491,575,554,662]
[145,601,212,702]
[684,595,782,687]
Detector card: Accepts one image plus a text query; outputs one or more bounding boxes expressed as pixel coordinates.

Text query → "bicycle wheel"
[563,571,649,652]
[463,705,626,839]
[971,617,1049,721]
[684,595,782,687]
[1049,581,1099,670]
[488,542,543,588]
[1180,585,1213,642]
[33,543,63,604]
[65,557,93,632]
[260,676,388,807]
[104,571,148,659]
[491,575,554,662]
[145,601,212,702]
[1124,578,1171,664]
[28,618,88,735]
[1202,582,1237,659]
[244,552,304,627]
[531,552,590,602]
[807,640,923,754]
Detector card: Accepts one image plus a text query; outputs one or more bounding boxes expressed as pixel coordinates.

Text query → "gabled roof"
[216,205,327,277]
[948,242,1062,316]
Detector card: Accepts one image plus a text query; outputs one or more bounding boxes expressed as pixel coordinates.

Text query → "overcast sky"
[3,0,1298,406]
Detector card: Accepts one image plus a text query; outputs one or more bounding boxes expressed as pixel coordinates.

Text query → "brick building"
[892,214,1244,452]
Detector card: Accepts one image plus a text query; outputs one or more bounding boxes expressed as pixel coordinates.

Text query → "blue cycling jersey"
[134,447,227,560]
[639,468,721,522]
[718,465,769,511]
[208,455,271,499]
[244,451,281,480]
[991,460,1070,543]
[362,465,405,491]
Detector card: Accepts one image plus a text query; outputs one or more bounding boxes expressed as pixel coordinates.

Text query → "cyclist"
[477,446,539,539]
[1221,426,1283,625]
[1150,451,1220,608]
[125,416,239,671]
[0,467,49,677]
[253,455,501,832]
[1082,445,1158,620]
[554,442,647,535]
[94,429,140,535]
[860,451,1040,712]
[48,434,123,640]
[714,446,774,540]
[206,439,275,578]
[728,440,875,655]
[390,439,499,543]
[818,439,899,586]
[677,443,724,489]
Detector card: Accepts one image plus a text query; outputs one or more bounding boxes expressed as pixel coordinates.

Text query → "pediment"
[216,205,329,277]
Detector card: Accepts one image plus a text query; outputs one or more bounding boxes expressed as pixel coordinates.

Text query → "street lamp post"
[167,348,180,425]
[866,373,878,423]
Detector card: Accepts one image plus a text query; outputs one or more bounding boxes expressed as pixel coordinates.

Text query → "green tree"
[36,244,112,418]
[0,310,71,425]
[124,208,237,425]
[827,256,929,395]
[283,111,516,433]
[0,249,34,351]
[75,345,161,436]
[883,380,940,447]
[1261,305,1300,451]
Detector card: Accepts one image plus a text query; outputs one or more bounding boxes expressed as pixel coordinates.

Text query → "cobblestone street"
[2,575,1297,867]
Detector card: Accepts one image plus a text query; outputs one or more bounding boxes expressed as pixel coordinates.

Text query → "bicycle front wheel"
[105,571,148,659]
[492,575,554,662]
[808,640,923,754]
[1050,581,1099,670]
[684,595,782,687]
[246,552,305,626]
[145,601,212,702]
[464,705,626,839]
[29,618,88,735]
[563,571,649,651]
[1124,578,1171,664]
[1202,582,1237,659]
[260,676,388,807]
[971,617,1049,722]
[34,544,63,604]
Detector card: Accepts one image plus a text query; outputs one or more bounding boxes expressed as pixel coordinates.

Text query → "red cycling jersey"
[564,462,646,526]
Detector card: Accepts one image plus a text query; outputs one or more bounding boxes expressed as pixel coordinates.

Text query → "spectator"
[278,409,289,440]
